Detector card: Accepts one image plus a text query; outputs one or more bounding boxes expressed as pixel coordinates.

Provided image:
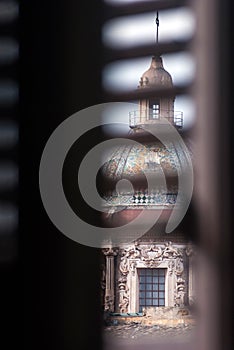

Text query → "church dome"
[139,56,173,88]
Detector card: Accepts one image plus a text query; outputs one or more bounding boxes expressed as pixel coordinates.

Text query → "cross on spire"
[155,11,159,44]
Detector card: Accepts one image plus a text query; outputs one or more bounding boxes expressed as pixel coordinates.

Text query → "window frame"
[138,268,166,311]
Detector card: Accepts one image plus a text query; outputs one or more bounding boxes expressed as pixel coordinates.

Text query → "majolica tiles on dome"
[100,137,192,208]
[101,142,182,181]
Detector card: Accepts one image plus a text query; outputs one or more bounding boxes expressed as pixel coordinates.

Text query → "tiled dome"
[102,141,178,181]
[97,137,185,207]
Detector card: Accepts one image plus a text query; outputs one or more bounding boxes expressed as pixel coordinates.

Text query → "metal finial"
[155,11,159,44]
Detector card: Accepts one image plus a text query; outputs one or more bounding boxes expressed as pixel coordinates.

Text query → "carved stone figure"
[119,257,129,276]
[163,241,182,258]
[130,261,137,275]
[175,257,184,275]
[124,245,141,259]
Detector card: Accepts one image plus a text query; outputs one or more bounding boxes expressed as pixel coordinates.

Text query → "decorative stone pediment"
[119,241,183,265]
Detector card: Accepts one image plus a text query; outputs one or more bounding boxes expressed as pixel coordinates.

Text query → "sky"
[102,4,196,129]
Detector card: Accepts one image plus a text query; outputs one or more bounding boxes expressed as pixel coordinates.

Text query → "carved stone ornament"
[118,275,127,290]
[141,245,163,264]
[130,261,137,276]
[175,257,184,276]
[173,259,186,307]
[104,295,114,312]
[104,242,188,311]
[118,242,186,308]
[119,286,129,313]
[119,257,129,276]
[162,241,183,259]
[119,241,183,268]
[185,244,196,257]
[168,260,175,275]
[174,277,186,307]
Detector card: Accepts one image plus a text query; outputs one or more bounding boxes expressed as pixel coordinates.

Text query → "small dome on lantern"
[139,56,173,89]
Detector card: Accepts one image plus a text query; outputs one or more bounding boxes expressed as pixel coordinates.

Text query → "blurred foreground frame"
[193,0,234,350]
[18,1,234,350]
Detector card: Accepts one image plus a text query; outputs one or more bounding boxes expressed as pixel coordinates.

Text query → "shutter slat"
[105,0,188,19]
[103,38,191,63]
[103,83,191,101]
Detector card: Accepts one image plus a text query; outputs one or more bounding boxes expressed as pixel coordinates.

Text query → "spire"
[155,11,159,44]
